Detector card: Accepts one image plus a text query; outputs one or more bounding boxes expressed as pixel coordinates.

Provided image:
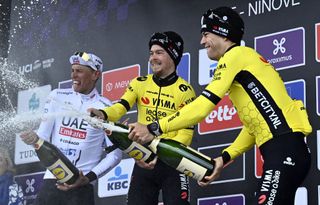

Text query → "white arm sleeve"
[91,136,122,178]
[36,90,57,141]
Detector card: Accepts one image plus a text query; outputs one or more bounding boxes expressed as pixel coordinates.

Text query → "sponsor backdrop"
[2,0,320,204]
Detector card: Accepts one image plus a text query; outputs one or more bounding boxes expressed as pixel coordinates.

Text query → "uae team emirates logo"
[59,127,87,139]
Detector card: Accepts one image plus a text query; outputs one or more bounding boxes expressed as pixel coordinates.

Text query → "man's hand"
[87,108,105,120]
[56,171,89,191]
[135,156,158,170]
[197,156,224,187]
[20,130,39,145]
[128,122,155,144]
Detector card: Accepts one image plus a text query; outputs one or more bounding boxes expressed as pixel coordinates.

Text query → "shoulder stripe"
[235,70,291,136]
[118,99,131,111]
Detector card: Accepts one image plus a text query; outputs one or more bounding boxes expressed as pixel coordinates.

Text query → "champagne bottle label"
[124,142,153,161]
[176,157,207,181]
[47,159,75,183]
[148,137,160,154]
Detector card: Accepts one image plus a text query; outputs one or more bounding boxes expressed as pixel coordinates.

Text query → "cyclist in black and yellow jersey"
[128,7,312,205]
[89,31,196,205]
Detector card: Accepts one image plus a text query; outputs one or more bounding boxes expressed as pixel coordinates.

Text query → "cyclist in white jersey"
[20,52,122,205]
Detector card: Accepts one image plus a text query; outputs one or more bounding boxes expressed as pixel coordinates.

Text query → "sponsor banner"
[255,146,264,178]
[15,85,52,165]
[198,48,217,86]
[255,27,305,70]
[198,194,245,205]
[316,76,320,116]
[98,158,135,198]
[18,58,55,75]
[198,95,242,135]
[58,79,72,89]
[316,23,320,62]
[148,53,190,82]
[198,144,245,183]
[14,171,45,205]
[17,84,52,114]
[285,79,306,104]
[101,64,140,102]
[15,132,39,165]
[255,79,306,177]
[317,130,320,171]
[318,185,320,205]
[294,187,308,205]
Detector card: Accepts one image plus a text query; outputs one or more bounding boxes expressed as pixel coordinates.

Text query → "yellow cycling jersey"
[159,46,312,159]
[102,73,196,146]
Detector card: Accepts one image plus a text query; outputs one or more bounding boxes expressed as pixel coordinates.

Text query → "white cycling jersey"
[37,88,122,180]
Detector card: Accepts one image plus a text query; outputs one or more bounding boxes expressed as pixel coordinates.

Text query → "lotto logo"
[198,95,242,134]
[205,104,237,123]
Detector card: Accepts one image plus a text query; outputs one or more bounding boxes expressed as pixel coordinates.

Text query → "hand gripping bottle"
[148,138,215,181]
[104,122,156,163]
[34,138,79,184]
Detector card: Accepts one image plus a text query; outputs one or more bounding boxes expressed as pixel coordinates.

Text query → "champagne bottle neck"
[33,138,44,150]
[148,137,160,154]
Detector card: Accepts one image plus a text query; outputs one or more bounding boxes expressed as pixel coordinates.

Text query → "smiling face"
[149,44,175,78]
[200,32,231,61]
[71,64,100,94]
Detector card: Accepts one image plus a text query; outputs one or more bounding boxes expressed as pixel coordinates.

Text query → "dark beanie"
[200,7,244,45]
[149,31,184,67]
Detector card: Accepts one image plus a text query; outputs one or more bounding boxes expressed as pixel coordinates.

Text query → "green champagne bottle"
[105,122,156,163]
[34,138,79,184]
[148,138,215,181]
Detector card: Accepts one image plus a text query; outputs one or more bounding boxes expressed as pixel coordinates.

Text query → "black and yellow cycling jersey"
[102,72,196,146]
[158,46,312,160]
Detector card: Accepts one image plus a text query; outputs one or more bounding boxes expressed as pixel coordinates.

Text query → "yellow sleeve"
[102,103,128,122]
[158,49,242,133]
[159,95,215,133]
[223,127,255,160]
[166,83,196,146]
[173,128,194,146]
[102,78,139,121]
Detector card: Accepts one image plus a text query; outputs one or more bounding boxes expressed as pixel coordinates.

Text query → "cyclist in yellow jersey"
[128,7,312,205]
[89,31,196,205]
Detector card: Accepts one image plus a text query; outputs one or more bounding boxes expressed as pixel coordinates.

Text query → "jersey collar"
[77,88,98,102]
[152,71,178,87]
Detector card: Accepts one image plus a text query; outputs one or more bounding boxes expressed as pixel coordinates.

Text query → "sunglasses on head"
[73,52,91,62]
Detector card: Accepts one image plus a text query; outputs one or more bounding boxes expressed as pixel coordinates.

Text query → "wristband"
[147,121,163,136]
[98,109,108,120]
[221,151,231,165]
[85,171,97,182]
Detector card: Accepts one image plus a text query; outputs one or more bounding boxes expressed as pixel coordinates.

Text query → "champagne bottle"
[33,138,79,184]
[148,138,215,181]
[105,122,156,163]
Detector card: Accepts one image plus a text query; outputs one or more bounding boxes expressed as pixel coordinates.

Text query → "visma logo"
[205,105,237,123]
[273,37,286,55]
[29,93,40,111]
[107,166,129,191]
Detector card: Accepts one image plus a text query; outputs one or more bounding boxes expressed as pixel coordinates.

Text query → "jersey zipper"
[155,86,162,121]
